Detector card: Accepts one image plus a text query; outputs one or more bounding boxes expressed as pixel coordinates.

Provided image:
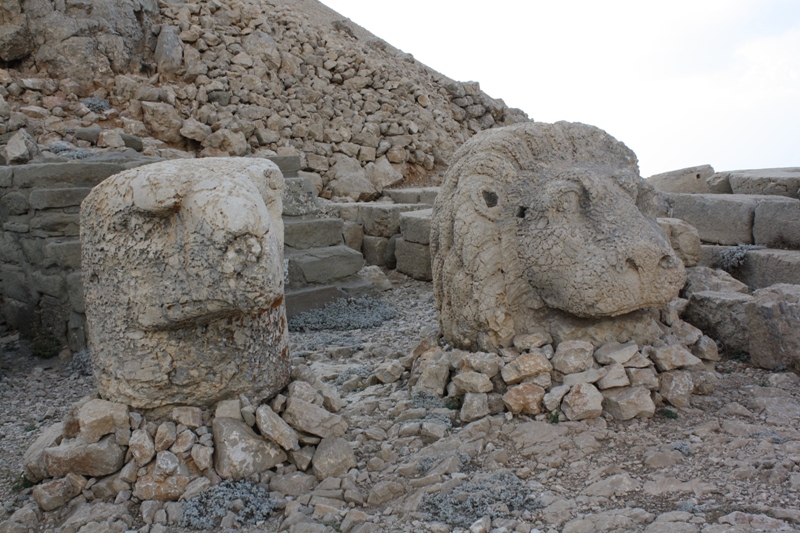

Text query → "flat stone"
[44,435,125,478]
[212,417,287,481]
[270,471,318,497]
[255,404,299,451]
[312,437,356,480]
[650,345,702,372]
[593,341,638,365]
[171,407,202,429]
[282,398,347,438]
[602,386,656,420]
[500,350,552,385]
[286,245,365,285]
[394,238,432,281]
[284,218,343,250]
[452,371,493,393]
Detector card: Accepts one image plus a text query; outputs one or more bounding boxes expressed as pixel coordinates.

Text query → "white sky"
[322,0,800,177]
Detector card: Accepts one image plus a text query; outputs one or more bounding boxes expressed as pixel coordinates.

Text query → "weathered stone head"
[81,158,289,409]
[431,121,686,351]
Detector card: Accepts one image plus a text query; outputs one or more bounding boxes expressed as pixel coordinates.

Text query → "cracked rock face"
[81,158,289,409]
[431,121,686,351]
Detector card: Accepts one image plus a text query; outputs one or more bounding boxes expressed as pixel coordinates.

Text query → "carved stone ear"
[130,174,185,215]
[467,175,504,221]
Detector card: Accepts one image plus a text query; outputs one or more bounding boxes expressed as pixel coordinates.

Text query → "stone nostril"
[626,258,638,271]
[516,206,527,218]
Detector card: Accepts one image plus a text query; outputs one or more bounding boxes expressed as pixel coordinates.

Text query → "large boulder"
[81,158,289,409]
[746,284,800,372]
[430,121,686,351]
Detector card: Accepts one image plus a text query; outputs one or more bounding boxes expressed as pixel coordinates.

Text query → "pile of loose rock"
[404,314,719,426]
[21,368,352,529]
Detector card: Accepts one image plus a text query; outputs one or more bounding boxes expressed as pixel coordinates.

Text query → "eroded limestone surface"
[81,158,289,408]
[431,121,686,351]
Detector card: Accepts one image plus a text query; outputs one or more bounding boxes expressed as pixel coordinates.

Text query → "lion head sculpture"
[431,121,686,351]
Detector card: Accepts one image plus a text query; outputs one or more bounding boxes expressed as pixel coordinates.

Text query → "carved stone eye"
[482,190,498,208]
[516,206,527,218]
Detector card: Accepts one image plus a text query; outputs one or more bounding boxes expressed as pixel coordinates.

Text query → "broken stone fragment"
[543,385,570,413]
[190,444,213,471]
[154,422,177,452]
[212,417,287,481]
[44,435,125,478]
[281,398,347,439]
[23,422,63,482]
[460,392,489,422]
[552,341,595,374]
[311,437,356,480]
[561,383,603,421]
[255,404,300,451]
[502,383,545,415]
[452,371,493,393]
[660,370,694,408]
[171,407,203,429]
[133,451,190,501]
[602,386,656,420]
[650,345,702,372]
[32,475,83,511]
[78,399,129,444]
[500,350,552,385]
[596,363,630,390]
[128,428,156,467]
[412,354,450,397]
[593,341,638,365]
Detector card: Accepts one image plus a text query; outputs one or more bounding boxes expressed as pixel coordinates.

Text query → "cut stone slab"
[682,266,749,300]
[335,203,431,238]
[282,177,318,216]
[394,238,432,281]
[212,417,287,481]
[745,284,800,373]
[647,164,715,194]
[685,290,752,353]
[399,208,432,245]
[283,218,343,250]
[666,193,796,245]
[285,285,347,318]
[753,199,800,249]
[727,167,800,199]
[361,235,389,267]
[383,187,440,204]
[286,245,365,285]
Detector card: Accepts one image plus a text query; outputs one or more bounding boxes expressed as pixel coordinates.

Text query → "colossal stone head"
[81,158,289,409]
[431,121,686,351]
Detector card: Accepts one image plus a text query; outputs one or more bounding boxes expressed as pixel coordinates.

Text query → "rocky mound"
[0,0,528,198]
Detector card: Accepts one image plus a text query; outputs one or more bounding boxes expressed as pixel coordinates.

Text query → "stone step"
[283,177,318,217]
[334,202,432,238]
[716,167,800,199]
[383,187,440,205]
[283,217,343,250]
[666,193,800,246]
[285,279,379,318]
[399,208,432,245]
[285,245,365,287]
[265,155,301,178]
[700,245,800,289]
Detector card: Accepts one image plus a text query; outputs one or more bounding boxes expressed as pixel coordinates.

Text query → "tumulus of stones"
[431,121,686,351]
[81,158,289,409]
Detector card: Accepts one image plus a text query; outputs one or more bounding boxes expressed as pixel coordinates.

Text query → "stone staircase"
[276,157,374,318]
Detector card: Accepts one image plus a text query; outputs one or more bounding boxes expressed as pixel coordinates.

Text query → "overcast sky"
[322,0,800,177]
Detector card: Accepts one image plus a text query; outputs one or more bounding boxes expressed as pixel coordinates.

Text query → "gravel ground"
[2,274,800,532]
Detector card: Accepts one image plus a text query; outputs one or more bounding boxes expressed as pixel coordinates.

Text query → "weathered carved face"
[468,166,684,317]
[431,121,686,351]
[81,158,289,409]
[83,158,285,330]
